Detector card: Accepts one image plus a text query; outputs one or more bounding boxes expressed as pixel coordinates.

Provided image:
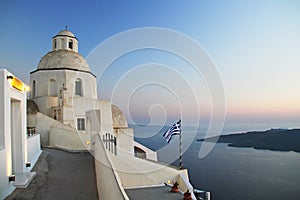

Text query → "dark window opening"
[69,40,73,49]
[134,146,146,159]
[75,79,82,96]
[32,80,36,98]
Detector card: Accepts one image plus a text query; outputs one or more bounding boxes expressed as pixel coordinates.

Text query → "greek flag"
[163,119,181,143]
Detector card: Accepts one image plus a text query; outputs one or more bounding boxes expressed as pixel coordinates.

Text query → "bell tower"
[52,27,78,52]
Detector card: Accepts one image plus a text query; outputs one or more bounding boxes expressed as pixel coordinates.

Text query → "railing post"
[114,137,117,155]
[206,191,210,200]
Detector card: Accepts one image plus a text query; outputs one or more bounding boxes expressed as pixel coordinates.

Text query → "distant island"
[197,128,300,153]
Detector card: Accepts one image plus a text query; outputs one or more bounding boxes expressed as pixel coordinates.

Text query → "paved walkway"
[6,148,98,200]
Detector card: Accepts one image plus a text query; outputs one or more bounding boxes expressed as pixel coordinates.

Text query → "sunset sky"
[1,0,299,128]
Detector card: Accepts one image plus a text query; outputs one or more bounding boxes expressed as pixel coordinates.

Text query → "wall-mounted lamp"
[26,162,31,168]
[6,75,26,92]
[9,175,15,182]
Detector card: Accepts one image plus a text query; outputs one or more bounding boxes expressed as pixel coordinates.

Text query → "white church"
[29,29,97,130]
[0,28,207,200]
[26,28,159,159]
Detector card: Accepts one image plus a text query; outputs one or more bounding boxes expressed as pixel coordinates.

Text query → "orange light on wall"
[7,75,25,91]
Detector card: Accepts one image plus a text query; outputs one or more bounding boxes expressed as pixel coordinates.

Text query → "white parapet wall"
[109,148,189,188]
[26,134,42,172]
[93,132,196,199]
[36,111,91,151]
[36,112,63,146]
[114,128,134,157]
[49,125,90,151]
[94,134,129,200]
[133,141,158,161]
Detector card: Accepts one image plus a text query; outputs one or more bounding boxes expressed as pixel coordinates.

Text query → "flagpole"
[163,119,183,169]
[179,120,183,169]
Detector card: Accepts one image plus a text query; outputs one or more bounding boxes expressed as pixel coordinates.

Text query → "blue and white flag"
[163,119,181,143]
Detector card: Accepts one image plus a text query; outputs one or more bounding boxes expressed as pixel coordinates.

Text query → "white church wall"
[29,72,41,98]
[72,99,114,134]
[30,70,64,117]
[65,71,97,99]
[33,96,58,117]
[62,106,75,127]
[61,97,95,129]
[95,100,115,134]
[30,70,66,98]
[71,98,96,114]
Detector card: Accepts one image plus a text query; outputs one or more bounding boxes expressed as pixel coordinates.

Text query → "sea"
[130,122,300,200]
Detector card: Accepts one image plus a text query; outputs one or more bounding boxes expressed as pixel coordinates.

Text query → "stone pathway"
[6,148,98,200]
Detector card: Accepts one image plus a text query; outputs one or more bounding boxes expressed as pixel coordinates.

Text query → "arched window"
[49,79,57,96]
[32,80,36,98]
[75,78,82,96]
[68,39,73,50]
[57,109,61,121]
[53,39,57,49]
[61,38,64,49]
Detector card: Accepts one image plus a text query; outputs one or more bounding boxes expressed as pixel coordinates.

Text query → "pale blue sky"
[1,0,299,127]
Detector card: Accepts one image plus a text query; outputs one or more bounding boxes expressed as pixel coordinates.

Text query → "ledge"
[13,172,36,188]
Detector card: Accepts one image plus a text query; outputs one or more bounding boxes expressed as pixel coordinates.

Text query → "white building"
[28,29,157,160]
[29,29,97,130]
[0,69,42,199]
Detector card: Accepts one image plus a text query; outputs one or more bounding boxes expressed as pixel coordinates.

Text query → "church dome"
[27,99,39,114]
[112,104,128,128]
[37,50,90,72]
[56,29,76,38]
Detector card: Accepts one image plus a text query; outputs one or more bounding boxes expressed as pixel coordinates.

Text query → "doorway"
[10,99,23,174]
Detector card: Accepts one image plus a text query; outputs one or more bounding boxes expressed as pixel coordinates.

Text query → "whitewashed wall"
[133,141,158,161]
[49,126,90,151]
[94,134,129,200]
[26,134,42,172]
[0,69,41,199]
